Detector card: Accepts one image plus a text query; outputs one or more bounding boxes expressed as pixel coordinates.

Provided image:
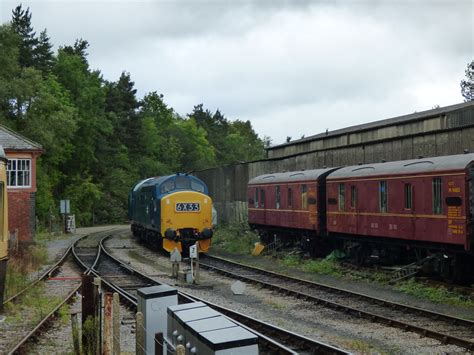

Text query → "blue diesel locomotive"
[128,173,213,254]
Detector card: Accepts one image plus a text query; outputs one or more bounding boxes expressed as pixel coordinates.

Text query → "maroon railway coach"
[247,168,339,248]
[326,154,474,254]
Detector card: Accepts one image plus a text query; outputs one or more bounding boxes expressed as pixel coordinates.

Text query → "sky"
[1,1,473,146]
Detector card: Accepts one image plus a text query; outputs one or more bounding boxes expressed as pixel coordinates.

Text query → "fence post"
[81,274,98,354]
[103,293,113,354]
[136,312,145,355]
[112,293,120,355]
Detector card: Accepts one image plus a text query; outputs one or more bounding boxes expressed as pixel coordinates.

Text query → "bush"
[212,223,259,254]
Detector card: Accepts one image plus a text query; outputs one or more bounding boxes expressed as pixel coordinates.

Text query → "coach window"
[350,185,357,209]
[404,183,413,209]
[260,188,265,208]
[255,188,259,208]
[379,181,388,213]
[276,186,281,209]
[301,184,308,209]
[288,187,293,208]
[338,184,345,211]
[433,178,442,214]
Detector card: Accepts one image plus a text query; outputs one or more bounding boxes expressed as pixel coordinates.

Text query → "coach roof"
[328,153,474,180]
[249,168,338,185]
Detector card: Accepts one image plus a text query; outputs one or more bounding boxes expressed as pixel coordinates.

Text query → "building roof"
[249,167,339,185]
[0,124,42,151]
[328,153,474,180]
[268,101,474,150]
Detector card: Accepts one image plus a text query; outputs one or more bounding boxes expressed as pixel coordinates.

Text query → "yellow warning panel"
[252,242,265,256]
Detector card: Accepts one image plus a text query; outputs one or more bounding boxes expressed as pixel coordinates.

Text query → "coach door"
[308,184,317,229]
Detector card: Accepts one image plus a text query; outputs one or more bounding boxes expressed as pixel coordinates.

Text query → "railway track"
[95,234,347,354]
[199,254,474,351]
[1,239,84,354]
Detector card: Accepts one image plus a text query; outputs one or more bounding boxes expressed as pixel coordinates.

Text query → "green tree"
[461,60,474,102]
[10,4,37,69]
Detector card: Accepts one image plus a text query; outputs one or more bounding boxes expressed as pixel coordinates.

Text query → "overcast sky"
[1,0,473,145]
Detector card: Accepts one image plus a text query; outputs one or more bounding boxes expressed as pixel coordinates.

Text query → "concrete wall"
[195,103,474,224]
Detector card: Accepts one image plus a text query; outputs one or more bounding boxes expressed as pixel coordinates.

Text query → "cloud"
[1,0,472,145]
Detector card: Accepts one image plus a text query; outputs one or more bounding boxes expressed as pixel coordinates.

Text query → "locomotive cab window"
[176,176,191,189]
[287,187,293,208]
[161,179,175,194]
[379,181,388,213]
[260,188,265,208]
[276,186,281,209]
[350,186,357,209]
[338,184,345,211]
[255,188,259,208]
[301,184,308,209]
[433,178,442,214]
[191,180,205,192]
[404,183,413,209]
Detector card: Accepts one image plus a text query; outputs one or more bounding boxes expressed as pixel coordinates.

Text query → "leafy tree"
[461,60,474,102]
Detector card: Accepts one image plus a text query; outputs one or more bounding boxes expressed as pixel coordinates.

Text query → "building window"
[433,178,442,214]
[276,186,281,209]
[288,187,293,208]
[255,188,259,208]
[7,159,31,187]
[301,184,307,209]
[379,181,388,213]
[404,183,413,209]
[350,186,357,209]
[260,188,265,208]
[339,184,345,211]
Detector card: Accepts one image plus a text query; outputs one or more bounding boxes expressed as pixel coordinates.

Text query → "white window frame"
[7,158,31,188]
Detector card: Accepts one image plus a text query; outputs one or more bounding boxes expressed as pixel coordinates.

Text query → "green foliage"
[0,7,267,227]
[212,223,260,254]
[461,59,474,102]
[395,278,474,308]
[303,259,343,276]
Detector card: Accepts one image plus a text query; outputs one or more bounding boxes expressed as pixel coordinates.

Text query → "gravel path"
[106,232,468,354]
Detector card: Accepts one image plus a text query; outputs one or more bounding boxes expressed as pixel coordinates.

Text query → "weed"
[395,278,474,308]
[212,223,259,254]
[282,254,301,268]
[58,302,71,325]
[303,259,343,277]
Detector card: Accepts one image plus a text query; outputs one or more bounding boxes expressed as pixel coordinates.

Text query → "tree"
[10,4,37,69]
[461,60,474,102]
[34,29,54,74]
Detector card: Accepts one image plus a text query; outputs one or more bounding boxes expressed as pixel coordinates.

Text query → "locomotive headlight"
[202,228,213,239]
[165,228,177,240]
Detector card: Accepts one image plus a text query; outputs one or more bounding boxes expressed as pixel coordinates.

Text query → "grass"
[212,223,259,254]
[395,278,474,308]
[5,243,50,298]
[212,224,474,309]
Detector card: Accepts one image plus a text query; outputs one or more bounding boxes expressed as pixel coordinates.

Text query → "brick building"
[0,125,42,243]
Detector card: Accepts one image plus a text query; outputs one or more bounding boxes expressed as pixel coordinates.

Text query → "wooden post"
[81,274,96,353]
[176,344,185,355]
[112,293,120,355]
[136,312,145,355]
[155,332,163,355]
[103,293,113,355]
[71,312,81,355]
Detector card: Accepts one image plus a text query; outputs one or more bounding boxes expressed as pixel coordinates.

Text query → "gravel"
[105,231,469,354]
